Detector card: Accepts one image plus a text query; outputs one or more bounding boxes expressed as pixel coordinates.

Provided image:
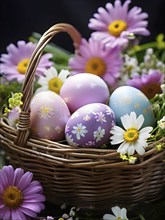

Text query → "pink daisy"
[0,165,45,220]
[127,70,164,99]
[0,41,53,83]
[68,37,123,87]
[88,0,150,48]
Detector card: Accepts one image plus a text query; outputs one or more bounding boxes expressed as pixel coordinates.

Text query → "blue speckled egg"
[109,86,155,127]
[65,103,115,148]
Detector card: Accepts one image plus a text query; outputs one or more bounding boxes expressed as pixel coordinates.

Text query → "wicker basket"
[0,23,165,212]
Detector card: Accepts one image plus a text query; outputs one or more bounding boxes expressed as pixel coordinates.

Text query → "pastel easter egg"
[65,103,115,148]
[30,91,71,140]
[60,73,110,113]
[109,86,155,127]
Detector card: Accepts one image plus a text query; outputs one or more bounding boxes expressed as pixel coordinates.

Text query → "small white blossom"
[103,206,128,220]
[158,116,165,130]
[146,48,153,55]
[61,203,67,210]
[123,54,140,75]
[7,106,21,128]
[161,84,165,93]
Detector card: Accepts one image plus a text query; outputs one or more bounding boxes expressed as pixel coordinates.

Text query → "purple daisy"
[88,0,150,48]
[127,70,164,99]
[7,106,21,128]
[0,165,45,220]
[68,37,123,87]
[0,41,53,83]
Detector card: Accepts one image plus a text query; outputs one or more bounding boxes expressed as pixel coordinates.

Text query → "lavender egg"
[30,91,71,140]
[60,73,110,113]
[109,86,156,128]
[65,103,115,148]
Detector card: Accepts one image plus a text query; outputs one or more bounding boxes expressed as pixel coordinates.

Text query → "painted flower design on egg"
[65,103,115,148]
[71,123,88,140]
[94,112,107,123]
[83,115,91,121]
[93,126,106,142]
[39,105,55,118]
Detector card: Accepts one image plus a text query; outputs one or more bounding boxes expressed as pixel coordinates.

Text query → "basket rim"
[1,118,165,169]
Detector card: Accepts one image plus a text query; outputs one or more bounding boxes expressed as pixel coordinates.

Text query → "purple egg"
[60,73,110,113]
[30,91,71,141]
[65,103,115,148]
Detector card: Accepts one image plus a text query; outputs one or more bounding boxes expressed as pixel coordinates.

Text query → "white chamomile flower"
[103,206,128,220]
[123,54,140,75]
[35,66,70,94]
[110,112,153,155]
[158,116,165,130]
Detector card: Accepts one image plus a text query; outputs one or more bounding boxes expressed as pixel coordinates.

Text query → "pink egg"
[30,91,71,140]
[60,73,110,113]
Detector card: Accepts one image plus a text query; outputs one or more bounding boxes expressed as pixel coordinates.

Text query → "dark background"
[1,0,165,53]
[0,1,165,219]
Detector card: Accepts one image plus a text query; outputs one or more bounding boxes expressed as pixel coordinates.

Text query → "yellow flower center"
[124,128,139,143]
[117,218,122,220]
[17,58,29,74]
[85,57,106,77]
[108,20,127,37]
[2,186,23,208]
[48,77,63,94]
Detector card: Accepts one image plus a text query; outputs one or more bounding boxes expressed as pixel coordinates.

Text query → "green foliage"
[127,33,165,63]
[0,81,22,114]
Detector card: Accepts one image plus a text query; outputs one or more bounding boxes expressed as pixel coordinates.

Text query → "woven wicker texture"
[0,23,165,212]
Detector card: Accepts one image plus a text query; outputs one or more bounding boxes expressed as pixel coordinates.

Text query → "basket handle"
[15,23,82,146]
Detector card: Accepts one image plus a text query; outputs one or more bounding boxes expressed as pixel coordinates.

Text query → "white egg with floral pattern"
[65,103,115,148]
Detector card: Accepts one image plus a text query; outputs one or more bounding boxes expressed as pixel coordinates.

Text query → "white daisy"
[110,112,153,155]
[93,126,105,142]
[72,123,88,140]
[103,206,128,220]
[35,67,70,94]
